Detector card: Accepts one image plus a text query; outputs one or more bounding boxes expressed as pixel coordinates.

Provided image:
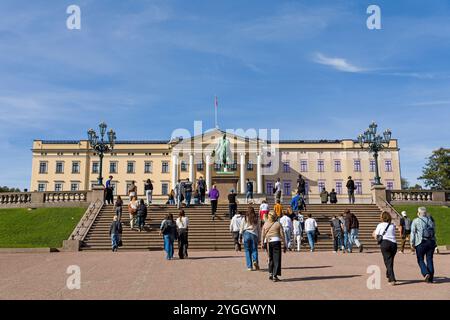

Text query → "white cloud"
[313,53,365,73]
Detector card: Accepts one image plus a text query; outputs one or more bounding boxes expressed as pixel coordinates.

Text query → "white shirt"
[259,203,269,211]
[176,217,189,229]
[230,214,243,232]
[304,218,318,232]
[375,222,396,243]
[275,181,281,192]
[280,215,293,230]
[297,214,304,223]
[293,220,302,235]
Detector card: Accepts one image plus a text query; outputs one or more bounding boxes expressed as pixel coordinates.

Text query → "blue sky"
[0,0,449,189]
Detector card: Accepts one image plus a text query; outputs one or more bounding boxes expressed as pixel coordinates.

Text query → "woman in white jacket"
[230,211,244,251]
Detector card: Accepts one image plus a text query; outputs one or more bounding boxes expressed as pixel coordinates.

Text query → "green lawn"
[394,205,450,245]
[0,207,85,248]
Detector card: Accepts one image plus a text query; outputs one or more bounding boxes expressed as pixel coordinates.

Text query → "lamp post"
[357,121,392,186]
[87,122,116,186]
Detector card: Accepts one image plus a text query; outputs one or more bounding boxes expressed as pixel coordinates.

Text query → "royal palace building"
[30,128,401,203]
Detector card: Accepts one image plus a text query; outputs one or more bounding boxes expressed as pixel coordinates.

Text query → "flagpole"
[214,96,219,129]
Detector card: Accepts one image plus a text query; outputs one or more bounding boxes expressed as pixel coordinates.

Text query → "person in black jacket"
[228,189,237,219]
[329,189,338,204]
[137,199,148,232]
[109,215,122,252]
[346,176,356,204]
[160,214,177,260]
[144,179,153,206]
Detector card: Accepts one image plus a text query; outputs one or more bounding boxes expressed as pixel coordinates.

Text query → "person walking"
[230,211,244,251]
[168,189,175,205]
[128,196,138,230]
[299,193,307,211]
[279,211,293,250]
[109,215,122,252]
[193,189,200,205]
[261,213,287,282]
[114,195,123,221]
[347,210,364,253]
[329,189,338,204]
[346,176,355,204]
[240,207,260,271]
[197,176,206,204]
[160,213,177,260]
[174,179,183,209]
[399,211,412,253]
[208,184,220,221]
[228,189,237,219]
[144,179,153,206]
[128,181,137,201]
[176,210,189,259]
[339,212,348,253]
[290,193,300,214]
[293,216,303,251]
[373,211,398,285]
[274,199,283,219]
[297,175,306,196]
[105,175,114,205]
[304,213,318,252]
[298,211,305,240]
[136,199,148,232]
[259,200,269,226]
[410,207,437,283]
[330,215,344,253]
[274,178,282,203]
[246,179,254,203]
[184,178,193,207]
[320,188,329,204]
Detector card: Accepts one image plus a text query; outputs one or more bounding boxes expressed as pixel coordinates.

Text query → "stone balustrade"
[387,189,449,205]
[0,191,90,209]
[0,192,32,205]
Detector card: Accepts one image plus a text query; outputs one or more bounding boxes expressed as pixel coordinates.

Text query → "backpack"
[419,217,435,240]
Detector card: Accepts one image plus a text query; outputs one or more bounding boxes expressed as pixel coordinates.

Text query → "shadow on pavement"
[260,265,332,272]
[281,274,361,282]
[397,277,450,286]
[188,255,241,260]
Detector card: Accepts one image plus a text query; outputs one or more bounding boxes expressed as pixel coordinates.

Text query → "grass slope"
[0,207,85,248]
[394,205,450,245]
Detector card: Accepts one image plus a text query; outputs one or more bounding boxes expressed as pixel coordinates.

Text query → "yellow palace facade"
[30,129,401,203]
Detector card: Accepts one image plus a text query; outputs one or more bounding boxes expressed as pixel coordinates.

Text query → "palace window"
[247,160,253,171]
[335,181,343,195]
[385,160,393,172]
[197,161,204,171]
[37,183,46,192]
[127,161,135,174]
[283,181,291,196]
[230,160,238,171]
[39,162,48,174]
[214,163,221,171]
[55,162,64,174]
[54,182,63,192]
[317,160,325,172]
[110,162,118,174]
[283,161,290,173]
[386,180,394,190]
[318,180,326,193]
[355,181,363,195]
[354,160,362,172]
[92,162,99,174]
[300,160,308,172]
[161,183,169,195]
[72,162,80,174]
[369,160,376,172]
[162,161,169,173]
[181,161,187,172]
[334,160,342,172]
[70,182,79,191]
[144,161,153,174]
[266,181,274,195]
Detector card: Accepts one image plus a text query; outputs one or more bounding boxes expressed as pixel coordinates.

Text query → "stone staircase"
[81,203,393,251]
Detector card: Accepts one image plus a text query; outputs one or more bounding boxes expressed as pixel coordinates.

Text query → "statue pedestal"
[212,174,239,204]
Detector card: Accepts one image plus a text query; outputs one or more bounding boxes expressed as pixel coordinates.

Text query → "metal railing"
[69,199,103,241]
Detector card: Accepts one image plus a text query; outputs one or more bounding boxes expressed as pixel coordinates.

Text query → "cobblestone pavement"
[0,250,449,300]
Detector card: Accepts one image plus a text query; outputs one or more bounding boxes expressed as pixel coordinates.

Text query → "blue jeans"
[415,239,436,280]
[243,231,259,268]
[283,227,291,249]
[348,229,361,251]
[306,231,315,251]
[111,234,119,250]
[163,234,174,259]
[246,191,253,202]
[185,192,192,207]
[343,231,349,250]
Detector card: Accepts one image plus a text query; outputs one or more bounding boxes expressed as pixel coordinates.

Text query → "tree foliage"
[419,148,450,190]
[0,186,21,193]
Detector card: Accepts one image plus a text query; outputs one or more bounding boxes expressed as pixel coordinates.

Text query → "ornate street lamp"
[358,121,392,186]
[87,122,116,185]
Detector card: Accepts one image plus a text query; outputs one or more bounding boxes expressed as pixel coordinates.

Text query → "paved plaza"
[0,250,449,300]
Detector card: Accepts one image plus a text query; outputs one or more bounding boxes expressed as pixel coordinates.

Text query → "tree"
[401,177,409,189]
[419,148,450,190]
[0,186,21,193]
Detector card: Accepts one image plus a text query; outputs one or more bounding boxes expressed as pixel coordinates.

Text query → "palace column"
[189,152,195,184]
[205,154,212,191]
[240,152,246,194]
[171,153,178,189]
[257,152,263,193]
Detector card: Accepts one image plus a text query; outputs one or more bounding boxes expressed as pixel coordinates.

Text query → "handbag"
[377,223,390,245]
